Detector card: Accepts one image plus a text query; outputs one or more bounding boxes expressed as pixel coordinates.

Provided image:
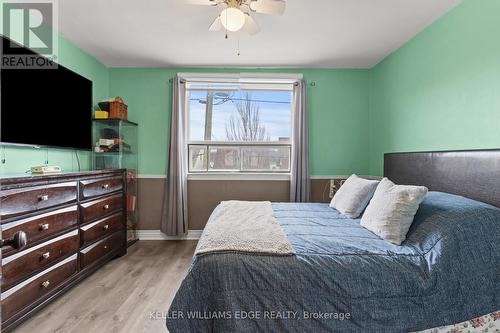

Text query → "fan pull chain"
[237,36,241,56]
[225,9,228,39]
[1,145,6,164]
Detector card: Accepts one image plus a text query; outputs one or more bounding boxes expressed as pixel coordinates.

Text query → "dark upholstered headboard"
[384,149,500,208]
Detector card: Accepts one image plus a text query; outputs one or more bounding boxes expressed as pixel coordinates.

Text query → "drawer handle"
[41,252,50,260]
[102,184,110,189]
[104,245,109,250]
[40,223,50,230]
[103,224,109,230]
[38,195,49,201]
[103,204,110,210]
[41,280,50,288]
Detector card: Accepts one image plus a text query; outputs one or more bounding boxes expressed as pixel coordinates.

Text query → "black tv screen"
[1,37,93,150]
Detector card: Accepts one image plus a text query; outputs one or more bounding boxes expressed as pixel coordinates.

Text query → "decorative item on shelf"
[103,128,119,139]
[98,96,128,120]
[94,138,131,153]
[94,127,132,154]
[94,110,109,119]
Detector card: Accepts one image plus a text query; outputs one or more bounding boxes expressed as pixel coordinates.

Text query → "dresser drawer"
[80,194,122,223]
[0,182,77,220]
[1,230,79,291]
[2,205,78,256]
[80,177,123,199]
[80,213,124,246]
[80,231,124,269]
[1,254,78,321]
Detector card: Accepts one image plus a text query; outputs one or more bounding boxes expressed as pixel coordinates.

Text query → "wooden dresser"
[0,170,127,332]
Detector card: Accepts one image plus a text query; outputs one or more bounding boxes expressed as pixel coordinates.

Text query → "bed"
[166,150,500,332]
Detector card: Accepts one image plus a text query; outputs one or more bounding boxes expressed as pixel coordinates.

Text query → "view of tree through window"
[187,88,292,172]
[188,90,292,142]
[226,92,271,142]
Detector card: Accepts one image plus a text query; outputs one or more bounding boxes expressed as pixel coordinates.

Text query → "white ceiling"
[58,0,461,68]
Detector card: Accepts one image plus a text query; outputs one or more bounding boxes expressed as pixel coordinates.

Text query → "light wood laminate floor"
[12,241,197,333]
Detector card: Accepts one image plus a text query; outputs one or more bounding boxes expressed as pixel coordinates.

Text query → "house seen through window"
[186,82,293,173]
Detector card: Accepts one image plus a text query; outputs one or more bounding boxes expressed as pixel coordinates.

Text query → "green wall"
[0,35,110,175]
[369,0,500,175]
[109,68,370,176]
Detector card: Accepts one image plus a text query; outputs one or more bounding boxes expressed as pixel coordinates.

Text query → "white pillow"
[360,178,428,245]
[330,174,380,218]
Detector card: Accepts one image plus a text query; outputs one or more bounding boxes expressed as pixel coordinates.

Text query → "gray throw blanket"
[195,201,295,256]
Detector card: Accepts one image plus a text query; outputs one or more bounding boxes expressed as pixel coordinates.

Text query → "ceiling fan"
[188,0,286,35]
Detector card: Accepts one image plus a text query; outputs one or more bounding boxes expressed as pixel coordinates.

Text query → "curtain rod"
[168,78,316,86]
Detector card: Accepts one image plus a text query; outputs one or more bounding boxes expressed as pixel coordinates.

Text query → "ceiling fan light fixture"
[220,7,245,32]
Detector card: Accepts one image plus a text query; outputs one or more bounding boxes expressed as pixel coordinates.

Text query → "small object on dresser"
[30,165,62,174]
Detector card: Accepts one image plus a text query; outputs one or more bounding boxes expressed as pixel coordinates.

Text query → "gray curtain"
[290,80,310,202]
[161,77,188,236]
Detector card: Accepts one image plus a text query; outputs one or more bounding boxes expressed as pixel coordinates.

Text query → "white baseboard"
[137,174,166,179]
[135,229,202,240]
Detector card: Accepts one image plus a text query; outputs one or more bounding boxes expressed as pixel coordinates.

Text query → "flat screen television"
[1,36,93,150]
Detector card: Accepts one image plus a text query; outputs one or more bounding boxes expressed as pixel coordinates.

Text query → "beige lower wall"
[137,178,340,231]
[311,178,335,203]
[188,180,291,230]
[137,178,165,230]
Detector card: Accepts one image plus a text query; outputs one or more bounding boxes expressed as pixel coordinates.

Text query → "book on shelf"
[94,138,132,153]
[98,138,115,146]
[127,194,137,212]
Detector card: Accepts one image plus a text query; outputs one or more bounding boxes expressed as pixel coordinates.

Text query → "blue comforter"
[166,192,500,332]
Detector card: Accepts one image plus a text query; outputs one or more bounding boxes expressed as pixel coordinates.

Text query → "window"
[186,79,294,173]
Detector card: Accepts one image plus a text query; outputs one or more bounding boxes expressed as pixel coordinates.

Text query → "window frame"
[187,142,292,174]
[180,73,301,177]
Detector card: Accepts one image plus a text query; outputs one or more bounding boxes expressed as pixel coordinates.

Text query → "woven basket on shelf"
[108,100,128,120]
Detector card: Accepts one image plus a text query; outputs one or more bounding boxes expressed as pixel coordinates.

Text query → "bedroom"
[0,0,498,332]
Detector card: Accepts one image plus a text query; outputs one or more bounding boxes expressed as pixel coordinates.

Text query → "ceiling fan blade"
[187,0,218,6]
[243,14,260,35]
[249,0,285,16]
[209,16,222,31]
